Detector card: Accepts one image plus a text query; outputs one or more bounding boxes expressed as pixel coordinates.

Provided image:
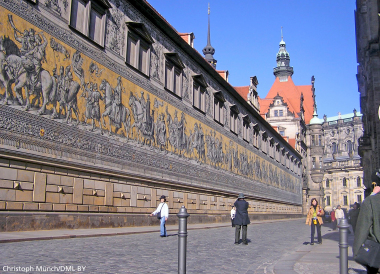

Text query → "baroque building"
[0,0,303,231]
[355,0,380,196]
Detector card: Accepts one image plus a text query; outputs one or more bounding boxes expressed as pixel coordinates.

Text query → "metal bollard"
[177,206,190,274]
[338,218,350,274]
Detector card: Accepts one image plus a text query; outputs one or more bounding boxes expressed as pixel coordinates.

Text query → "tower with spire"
[273,28,293,81]
[203,3,217,68]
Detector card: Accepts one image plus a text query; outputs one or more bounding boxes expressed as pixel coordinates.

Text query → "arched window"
[357,177,361,187]
[343,177,347,187]
[326,178,330,188]
[332,142,337,154]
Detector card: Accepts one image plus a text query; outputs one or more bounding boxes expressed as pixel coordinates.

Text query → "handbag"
[355,239,380,268]
[157,203,164,220]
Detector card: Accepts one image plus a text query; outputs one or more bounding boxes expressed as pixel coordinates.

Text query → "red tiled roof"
[234,86,249,101]
[258,76,313,124]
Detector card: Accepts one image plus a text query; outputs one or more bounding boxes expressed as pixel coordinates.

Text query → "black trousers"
[366,266,379,274]
[311,220,322,243]
[235,225,247,243]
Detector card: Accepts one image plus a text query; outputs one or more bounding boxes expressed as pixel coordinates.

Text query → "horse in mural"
[128,91,154,145]
[99,79,131,138]
[0,35,57,116]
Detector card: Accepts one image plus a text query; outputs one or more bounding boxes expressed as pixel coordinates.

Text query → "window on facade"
[311,135,315,146]
[343,177,347,187]
[214,96,225,125]
[347,140,353,154]
[357,195,362,203]
[319,157,322,168]
[357,177,361,187]
[70,0,110,46]
[279,110,284,116]
[326,196,331,206]
[343,195,348,205]
[252,127,259,148]
[326,179,330,188]
[318,135,322,146]
[274,110,278,117]
[243,117,250,142]
[312,157,316,169]
[126,22,154,76]
[279,130,285,136]
[230,105,239,135]
[164,53,184,97]
[192,75,207,113]
[332,142,337,154]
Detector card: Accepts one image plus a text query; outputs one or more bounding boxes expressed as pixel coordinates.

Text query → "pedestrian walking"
[349,202,360,234]
[230,206,236,227]
[305,198,324,245]
[353,170,380,273]
[335,205,344,225]
[331,207,337,230]
[150,195,169,237]
[233,193,250,245]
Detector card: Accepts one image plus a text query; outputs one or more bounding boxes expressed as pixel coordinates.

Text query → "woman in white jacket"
[150,195,169,237]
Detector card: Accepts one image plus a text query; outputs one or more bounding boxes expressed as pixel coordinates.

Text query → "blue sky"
[147,0,359,118]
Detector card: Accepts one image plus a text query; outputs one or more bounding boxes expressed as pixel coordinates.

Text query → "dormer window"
[126,22,154,76]
[279,110,284,116]
[243,115,250,142]
[192,75,207,113]
[164,53,184,98]
[70,0,111,46]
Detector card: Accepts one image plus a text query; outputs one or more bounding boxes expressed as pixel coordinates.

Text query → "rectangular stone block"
[0,167,17,180]
[60,194,73,204]
[151,189,157,207]
[0,201,5,209]
[15,190,33,202]
[77,205,89,212]
[0,179,13,189]
[94,196,104,206]
[108,207,117,213]
[39,203,53,211]
[105,182,113,206]
[0,189,15,201]
[19,182,34,191]
[25,163,41,172]
[96,190,105,197]
[88,205,98,212]
[82,189,93,196]
[23,202,39,210]
[17,170,34,182]
[94,180,105,190]
[66,204,77,211]
[61,176,74,186]
[98,206,108,212]
[53,204,66,211]
[9,160,26,170]
[46,192,60,203]
[73,178,84,204]
[130,186,137,207]
[6,201,23,210]
[83,179,95,189]
[46,185,57,192]
[117,207,127,213]
[47,174,60,185]
[33,173,47,202]
[83,195,94,205]
[62,186,73,194]
[0,158,9,167]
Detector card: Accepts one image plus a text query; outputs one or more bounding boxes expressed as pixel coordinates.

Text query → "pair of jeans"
[235,225,247,243]
[311,220,322,243]
[160,217,167,237]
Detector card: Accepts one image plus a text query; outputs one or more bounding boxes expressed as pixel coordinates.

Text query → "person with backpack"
[150,195,169,237]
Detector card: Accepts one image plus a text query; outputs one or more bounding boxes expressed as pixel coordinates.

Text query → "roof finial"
[208,3,210,15]
[203,2,217,68]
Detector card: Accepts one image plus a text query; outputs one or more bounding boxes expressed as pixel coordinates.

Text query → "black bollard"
[177,206,190,274]
[338,218,349,274]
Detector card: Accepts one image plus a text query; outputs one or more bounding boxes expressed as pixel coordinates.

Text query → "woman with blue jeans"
[305,198,324,245]
[150,195,169,237]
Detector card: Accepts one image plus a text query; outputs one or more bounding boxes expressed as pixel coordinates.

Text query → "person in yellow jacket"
[306,198,324,245]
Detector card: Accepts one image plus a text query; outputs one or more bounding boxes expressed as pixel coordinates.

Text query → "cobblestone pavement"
[0,219,368,274]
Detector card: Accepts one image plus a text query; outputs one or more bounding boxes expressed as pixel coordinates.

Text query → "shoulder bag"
[354,198,380,268]
[157,203,164,220]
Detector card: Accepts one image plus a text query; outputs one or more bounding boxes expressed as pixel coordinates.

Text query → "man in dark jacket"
[353,170,380,273]
[233,193,250,245]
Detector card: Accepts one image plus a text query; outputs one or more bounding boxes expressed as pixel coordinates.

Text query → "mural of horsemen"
[0,12,301,195]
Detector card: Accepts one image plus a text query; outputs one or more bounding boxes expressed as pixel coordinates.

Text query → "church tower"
[273,28,293,81]
[203,4,217,68]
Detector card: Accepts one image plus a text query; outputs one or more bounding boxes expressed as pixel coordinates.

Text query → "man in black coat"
[233,193,250,245]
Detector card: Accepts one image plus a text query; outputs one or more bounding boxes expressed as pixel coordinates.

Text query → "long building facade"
[0,0,303,231]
